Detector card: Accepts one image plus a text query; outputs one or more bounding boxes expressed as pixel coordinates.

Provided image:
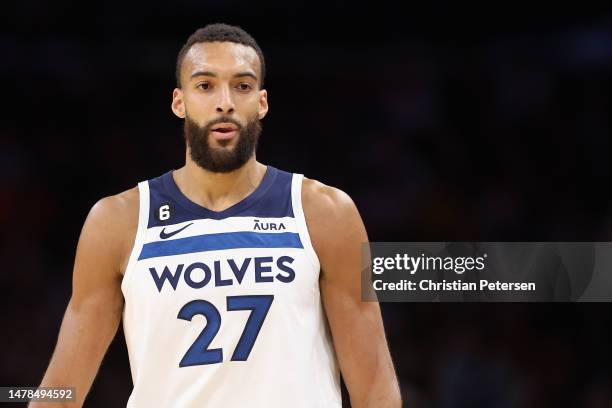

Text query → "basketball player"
[31,24,401,407]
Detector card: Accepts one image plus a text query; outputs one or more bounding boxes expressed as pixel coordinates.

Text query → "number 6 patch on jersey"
[156,202,173,222]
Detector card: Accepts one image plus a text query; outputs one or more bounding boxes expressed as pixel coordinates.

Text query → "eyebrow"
[190,71,258,81]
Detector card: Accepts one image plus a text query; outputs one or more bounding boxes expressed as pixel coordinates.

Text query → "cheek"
[184,98,216,123]
[185,92,215,109]
[238,95,263,115]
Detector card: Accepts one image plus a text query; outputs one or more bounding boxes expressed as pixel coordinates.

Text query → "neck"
[173,153,267,212]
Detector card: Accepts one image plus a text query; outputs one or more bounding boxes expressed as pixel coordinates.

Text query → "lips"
[211,122,239,141]
[211,123,238,132]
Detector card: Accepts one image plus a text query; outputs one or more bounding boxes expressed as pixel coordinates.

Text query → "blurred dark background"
[2,1,612,407]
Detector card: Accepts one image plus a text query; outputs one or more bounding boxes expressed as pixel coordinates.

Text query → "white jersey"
[120,166,341,407]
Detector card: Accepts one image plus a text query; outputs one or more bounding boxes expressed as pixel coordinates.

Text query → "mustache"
[204,117,243,130]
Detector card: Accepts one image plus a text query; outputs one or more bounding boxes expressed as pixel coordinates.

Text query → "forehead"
[182,42,260,81]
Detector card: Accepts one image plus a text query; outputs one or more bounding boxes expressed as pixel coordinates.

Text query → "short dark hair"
[175,23,266,88]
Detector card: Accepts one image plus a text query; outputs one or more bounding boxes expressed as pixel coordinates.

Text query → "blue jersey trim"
[146,165,295,227]
[138,231,304,260]
[163,166,277,220]
[147,165,294,228]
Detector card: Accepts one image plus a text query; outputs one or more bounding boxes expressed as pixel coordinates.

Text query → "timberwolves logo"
[253,219,286,231]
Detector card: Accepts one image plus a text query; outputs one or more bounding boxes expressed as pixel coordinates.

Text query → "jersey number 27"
[177,295,274,367]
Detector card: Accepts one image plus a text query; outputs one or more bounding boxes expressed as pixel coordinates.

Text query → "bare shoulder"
[301,177,367,257]
[81,186,140,275]
[87,186,139,236]
[89,186,139,223]
[301,177,357,218]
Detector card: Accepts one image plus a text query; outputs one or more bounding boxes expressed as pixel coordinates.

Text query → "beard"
[184,113,262,173]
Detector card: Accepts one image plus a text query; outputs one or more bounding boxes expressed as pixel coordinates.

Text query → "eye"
[237,83,252,91]
[198,82,211,91]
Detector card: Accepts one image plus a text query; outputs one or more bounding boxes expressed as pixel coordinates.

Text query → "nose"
[215,84,235,114]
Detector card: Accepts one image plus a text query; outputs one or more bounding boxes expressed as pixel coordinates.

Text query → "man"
[32,23,401,407]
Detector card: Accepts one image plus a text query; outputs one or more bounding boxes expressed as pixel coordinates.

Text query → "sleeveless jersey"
[120,165,341,407]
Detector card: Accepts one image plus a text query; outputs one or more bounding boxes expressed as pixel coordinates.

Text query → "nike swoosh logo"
[160,222,194,239]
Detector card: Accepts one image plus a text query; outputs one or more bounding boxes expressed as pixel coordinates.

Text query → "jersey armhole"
[121,181,150,298]
[291,174,321,272]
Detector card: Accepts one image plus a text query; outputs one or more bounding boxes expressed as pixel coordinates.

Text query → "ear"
[171,88,186,119]
[258,89,269,120]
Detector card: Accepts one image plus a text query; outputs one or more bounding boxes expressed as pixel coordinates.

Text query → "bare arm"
[29,188,138,407]
[303,179,401,408]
